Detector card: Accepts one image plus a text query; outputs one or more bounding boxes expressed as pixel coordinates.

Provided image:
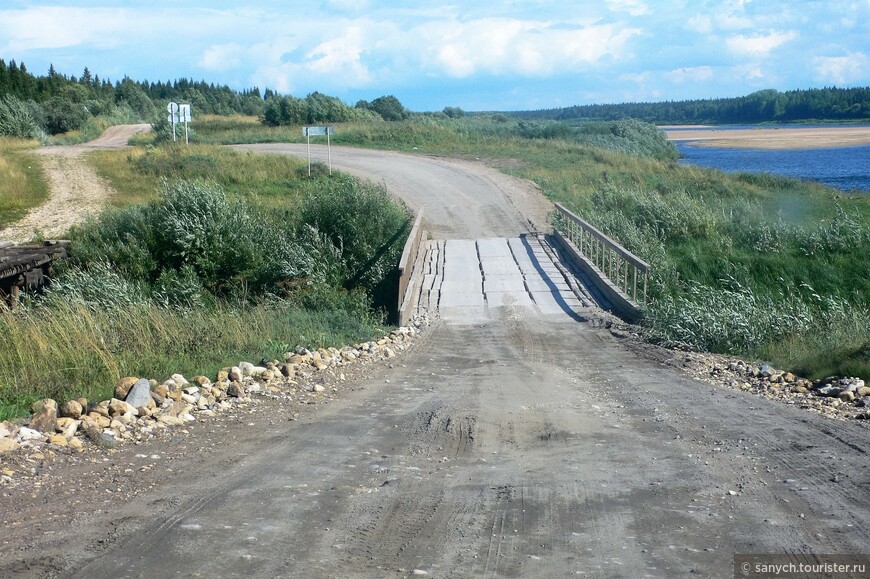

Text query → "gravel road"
[1,140,868,578]
[0,124,150,243]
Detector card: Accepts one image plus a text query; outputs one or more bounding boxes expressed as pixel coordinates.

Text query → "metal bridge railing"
[553,203,649,304]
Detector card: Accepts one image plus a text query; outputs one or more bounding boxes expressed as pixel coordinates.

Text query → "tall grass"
[0,138,49,228]
[88,143,315,208]
[0,295,382,421]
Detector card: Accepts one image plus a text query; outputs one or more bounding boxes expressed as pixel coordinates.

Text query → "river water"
[675,142,870,194]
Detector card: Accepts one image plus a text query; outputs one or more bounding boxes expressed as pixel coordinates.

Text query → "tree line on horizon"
[0,59,419,137]
[513,87,870,125]
[3,59,869,138]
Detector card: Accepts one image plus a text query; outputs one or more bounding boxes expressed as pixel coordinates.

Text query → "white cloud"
[813,52,870,85]
[726,30,797,57]
[419,18,640,78]
[199,43,244,71]
[305,26,372,84]
[731,63,766,81]
[605,0,650,16]
[685,14,714,34]
[666,66,714,84]
[0,7,129,51]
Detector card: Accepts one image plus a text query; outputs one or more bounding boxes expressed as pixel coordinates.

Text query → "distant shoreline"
[662,126,870,150]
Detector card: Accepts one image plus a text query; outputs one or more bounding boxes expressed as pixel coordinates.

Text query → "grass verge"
[0,295,383,421]
[0,138,48,229]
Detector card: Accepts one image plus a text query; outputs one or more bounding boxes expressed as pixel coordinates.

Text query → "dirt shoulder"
[0,124,149,243]
[664,125,870,149]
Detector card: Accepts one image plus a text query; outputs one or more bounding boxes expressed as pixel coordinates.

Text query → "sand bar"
[663,126,870,150]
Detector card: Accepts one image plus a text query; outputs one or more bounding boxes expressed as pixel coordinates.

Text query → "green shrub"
[42,95,90,134]
[297,174,410,300]
[0,95,44,140]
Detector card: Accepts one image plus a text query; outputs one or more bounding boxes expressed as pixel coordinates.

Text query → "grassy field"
[0,138,48,229]
[87,142,315,208]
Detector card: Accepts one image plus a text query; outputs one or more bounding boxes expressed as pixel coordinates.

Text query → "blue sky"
[1,0,868,111]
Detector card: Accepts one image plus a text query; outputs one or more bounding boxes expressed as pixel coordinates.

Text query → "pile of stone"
[0,326,420,458]
[704,359,869,421]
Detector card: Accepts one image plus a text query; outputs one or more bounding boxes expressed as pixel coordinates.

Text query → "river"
[674,141,870,194]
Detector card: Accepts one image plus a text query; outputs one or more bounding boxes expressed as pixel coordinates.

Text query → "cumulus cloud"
[0,7,129,51]
[813,52,869,85]
[199,43,244,71]
[305,25,372,84]
[419,18,640,78]
[726,30,797,57]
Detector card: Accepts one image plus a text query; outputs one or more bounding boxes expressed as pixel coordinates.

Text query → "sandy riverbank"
[663,126,870,150]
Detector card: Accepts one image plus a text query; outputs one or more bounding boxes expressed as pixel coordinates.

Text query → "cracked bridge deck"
[415,235,596,324]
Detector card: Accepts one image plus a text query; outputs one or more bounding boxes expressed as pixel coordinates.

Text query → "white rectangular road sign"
[179,104,192,122]
[303,126,334,137]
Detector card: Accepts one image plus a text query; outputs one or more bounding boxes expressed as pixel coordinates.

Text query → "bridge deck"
[415,235,596,323]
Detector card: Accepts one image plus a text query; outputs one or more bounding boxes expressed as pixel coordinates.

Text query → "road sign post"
[167,102,179,142]
[303,126,335,176]
[167,102,192,144]
[179,104,192,145]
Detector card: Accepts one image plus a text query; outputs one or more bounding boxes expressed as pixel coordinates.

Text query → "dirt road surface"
[232,144,553,238]
[0,124,150,243]
[1,142,868,578]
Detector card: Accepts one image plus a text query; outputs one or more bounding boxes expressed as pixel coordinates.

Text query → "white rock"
[15,427,43,442]
[239,361,254,374]
[171,373,189,385]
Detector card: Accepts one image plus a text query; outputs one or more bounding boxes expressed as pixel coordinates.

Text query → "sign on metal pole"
[302,126,335,176]
[167,102,179,142]
[179,104,192,144]
[179,104,191,123]
[302,126,334,137]
[166,102,192,144]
